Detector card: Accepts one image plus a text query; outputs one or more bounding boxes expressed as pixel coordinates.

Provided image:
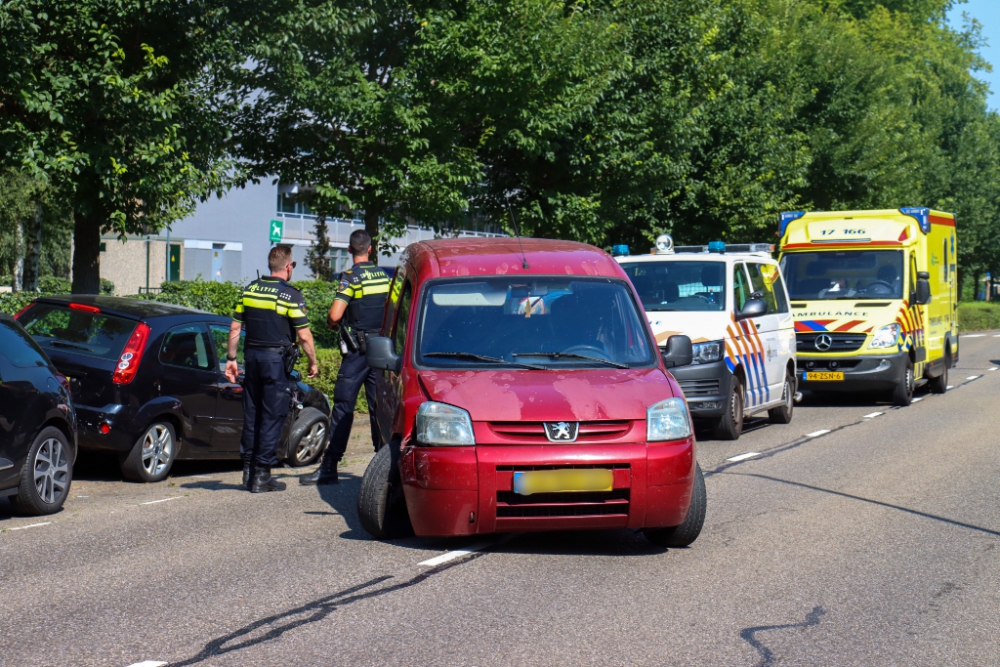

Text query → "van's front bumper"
[670,360,731,418]
[798,351,909,392]
[399,437,696,537]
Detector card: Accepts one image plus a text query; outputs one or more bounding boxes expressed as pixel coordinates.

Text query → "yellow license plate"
[513,469,613,496]
[805,371,844,381]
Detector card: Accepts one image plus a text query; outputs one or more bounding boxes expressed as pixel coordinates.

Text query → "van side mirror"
[735,298,767,321]
[914,278,931,305]
[661,335,693,369]
[366,336,401,373]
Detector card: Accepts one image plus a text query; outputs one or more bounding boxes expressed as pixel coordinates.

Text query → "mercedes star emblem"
[815,334,833,352]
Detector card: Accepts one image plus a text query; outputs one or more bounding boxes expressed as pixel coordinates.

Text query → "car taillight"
[14,302,34,319]
[112,322,150,385]
[69,303,101,313]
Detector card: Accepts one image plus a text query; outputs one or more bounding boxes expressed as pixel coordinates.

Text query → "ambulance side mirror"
[915,279,931,305]
[661,335,693,369]
[366,336,402,374]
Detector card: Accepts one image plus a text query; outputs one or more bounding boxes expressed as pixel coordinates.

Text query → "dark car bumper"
[671,360,731,418]
[75,403,136,452]
[798,351,909,393]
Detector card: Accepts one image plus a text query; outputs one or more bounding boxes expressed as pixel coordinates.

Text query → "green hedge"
[958,302,1000,332]
[294,346,369,413]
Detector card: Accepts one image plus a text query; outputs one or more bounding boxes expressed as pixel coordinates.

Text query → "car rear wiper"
[423,351,546,370]
[512,351,630,369]
[49,341,94,351]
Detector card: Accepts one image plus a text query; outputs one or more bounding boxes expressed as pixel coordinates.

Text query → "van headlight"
[691,340,723,365]
[868,323,901,349]
[647,398,692,442]
[416,402,475,446]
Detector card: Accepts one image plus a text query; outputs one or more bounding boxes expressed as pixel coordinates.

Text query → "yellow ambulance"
[777,208,958,406]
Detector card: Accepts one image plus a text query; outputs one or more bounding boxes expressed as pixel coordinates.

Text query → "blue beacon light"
[707,241,726,253]
[611,244,630,256]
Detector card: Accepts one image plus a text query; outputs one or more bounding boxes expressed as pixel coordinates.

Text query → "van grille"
[489,421,631,443]
[496,489,630,518]
[678,378,721,397]
[796,333,866,353]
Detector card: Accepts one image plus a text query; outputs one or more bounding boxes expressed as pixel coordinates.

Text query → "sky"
[948,0,1000,110]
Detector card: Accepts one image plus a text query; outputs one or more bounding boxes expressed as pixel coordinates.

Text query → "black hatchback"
[17,296,331,483]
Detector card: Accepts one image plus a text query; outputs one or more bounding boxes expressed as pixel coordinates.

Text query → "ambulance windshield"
[780,250,904,300]
[618,261,726,312]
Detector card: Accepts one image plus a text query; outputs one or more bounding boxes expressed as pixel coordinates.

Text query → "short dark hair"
[349,229,372,256]
[268,245,294,272]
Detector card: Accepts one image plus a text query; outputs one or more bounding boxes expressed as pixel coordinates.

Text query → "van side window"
[732,263,751,311]
[747,263,780,314]
[909,253,918,301]
[160,324,212,370]
[393,283,413,358]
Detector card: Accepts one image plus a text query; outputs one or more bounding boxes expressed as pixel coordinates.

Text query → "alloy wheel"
[33,438,69,504]
[142,424,173,476]
[296,422,327,464]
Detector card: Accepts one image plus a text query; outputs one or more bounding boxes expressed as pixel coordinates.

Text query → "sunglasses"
[288,261,297,269]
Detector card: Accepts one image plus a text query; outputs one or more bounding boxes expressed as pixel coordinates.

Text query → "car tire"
[120,421,177,483]
[643,463,706,548]
[768,368,795,424]
[713,374,745,440]
[357,444,413,540]
[891,357,915,407]
[928,349,949,394]
[12,426,73,516]
[286,407,330,467]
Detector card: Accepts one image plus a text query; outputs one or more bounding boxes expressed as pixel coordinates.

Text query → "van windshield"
[780,250,904,300]
[618,261,726,311]
[416,277,656,369]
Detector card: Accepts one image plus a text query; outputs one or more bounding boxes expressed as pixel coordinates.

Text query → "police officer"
[226,245,318,493]
[301,229,388,485]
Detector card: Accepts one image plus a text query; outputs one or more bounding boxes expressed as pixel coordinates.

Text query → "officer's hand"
[307,361,319,378]
[225,360,240,383]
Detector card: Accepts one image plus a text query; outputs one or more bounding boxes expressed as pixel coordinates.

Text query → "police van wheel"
[929,349,950,394]
[768,369,795,424]
[891,358,915,407]
[286,408,330,467]
[644,464,706,548]
[713,375,744,440]
[120,422,177,483]
[358,444,413,540]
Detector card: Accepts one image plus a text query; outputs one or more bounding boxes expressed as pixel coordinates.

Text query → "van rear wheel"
[768,368,795,424]
[928,349,950,394]
[713,375,744,440]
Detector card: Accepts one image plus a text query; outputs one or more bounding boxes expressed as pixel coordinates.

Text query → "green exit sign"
[269,219,283,243]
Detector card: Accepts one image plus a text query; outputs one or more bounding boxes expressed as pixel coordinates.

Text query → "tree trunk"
[364,207,380,265]
[13,216,24,292]
[22,201,43,291]
[72,211,102,294]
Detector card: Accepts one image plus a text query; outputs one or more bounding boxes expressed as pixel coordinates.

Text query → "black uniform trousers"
[241,347,291,468]
[327,348,380,461]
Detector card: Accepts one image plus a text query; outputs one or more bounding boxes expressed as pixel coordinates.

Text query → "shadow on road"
[492,529,668,557]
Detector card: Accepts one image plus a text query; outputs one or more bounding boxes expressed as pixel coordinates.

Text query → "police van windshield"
[618,261,726,312]
[780,250,904,300]
[416,277,656,369]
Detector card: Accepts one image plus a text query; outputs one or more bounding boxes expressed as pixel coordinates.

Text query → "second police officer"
[301,230,388,485]
[225,245,319,493]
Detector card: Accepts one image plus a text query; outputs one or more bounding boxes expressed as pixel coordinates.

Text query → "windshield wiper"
[49,341,94,351]
[423,351,546,370]
[513,351,630,369]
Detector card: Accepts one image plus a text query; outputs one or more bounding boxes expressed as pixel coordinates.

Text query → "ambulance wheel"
[768,368,795,424]
[357,444,413,540]
[644,464,706,548]
[929,349,950,394]
[713,375,744,440]
[891,357,915,407]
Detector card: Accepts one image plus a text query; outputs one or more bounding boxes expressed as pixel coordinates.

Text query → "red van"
[359,238,705,547]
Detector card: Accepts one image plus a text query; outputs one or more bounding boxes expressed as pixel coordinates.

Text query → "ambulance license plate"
[805,371,844,381]
[513,469,613,496]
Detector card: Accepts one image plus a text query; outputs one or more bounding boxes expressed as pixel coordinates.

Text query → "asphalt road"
[2,333,999,667]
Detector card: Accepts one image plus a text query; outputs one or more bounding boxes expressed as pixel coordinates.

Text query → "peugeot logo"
[814,334,833,352]
[544,422,579,442]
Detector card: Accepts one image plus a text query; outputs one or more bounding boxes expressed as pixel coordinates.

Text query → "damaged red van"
[358,238,705,547]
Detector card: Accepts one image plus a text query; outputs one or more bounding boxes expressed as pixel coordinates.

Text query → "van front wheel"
[713,375,744,440]
[357,444,413,540]
[891,357,915,407]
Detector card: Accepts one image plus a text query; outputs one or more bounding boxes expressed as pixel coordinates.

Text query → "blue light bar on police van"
[708,241,726,253]
[611,244,630,256]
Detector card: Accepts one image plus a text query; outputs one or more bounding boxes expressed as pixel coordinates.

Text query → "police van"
[615,236,797,440]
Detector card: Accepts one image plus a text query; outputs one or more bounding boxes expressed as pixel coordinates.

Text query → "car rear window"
[19,303,138,361]
[0,317,51,368]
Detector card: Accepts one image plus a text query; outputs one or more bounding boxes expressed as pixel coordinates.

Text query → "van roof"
[406,238,623,279]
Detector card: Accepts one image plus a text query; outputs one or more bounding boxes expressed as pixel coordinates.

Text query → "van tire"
[928,349,949,394]
[713,375,744,440]
[768,368,795,424]
[644,464,706,548]
[358,444,413,540]
[891,357,915,407]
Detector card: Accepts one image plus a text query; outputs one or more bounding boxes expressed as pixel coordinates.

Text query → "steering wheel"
[864,280,894,296]
[560,344,611,360]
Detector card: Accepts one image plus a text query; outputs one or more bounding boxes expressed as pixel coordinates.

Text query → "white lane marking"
[994,334,1000,338]
[911,397,923,403]
[963,334,986,338]
[9,522,51,531]
[863,412,883,419]
[967,375,980,381]
[989,368,998,372]
[75,495,89,498]
[806,430,831,437]
[726,452,761,462]
[139,496,184,506]
[125,661,168,667]
[419,543,492,567]
[947,385,954,390]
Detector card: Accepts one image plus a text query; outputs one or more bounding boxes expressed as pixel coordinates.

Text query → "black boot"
[300,454,339,486]
[250,467,286,493]
[242,461,252,489]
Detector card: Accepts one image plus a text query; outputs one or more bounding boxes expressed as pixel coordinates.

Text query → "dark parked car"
[16,296,331,483]
[0,313,77,515]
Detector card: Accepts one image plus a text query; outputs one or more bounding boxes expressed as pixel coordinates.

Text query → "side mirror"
[917,271,930,280]
[735,298,767,321]
[366,336,402,373]
[915,278,931,305]
[661,334,693,369]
